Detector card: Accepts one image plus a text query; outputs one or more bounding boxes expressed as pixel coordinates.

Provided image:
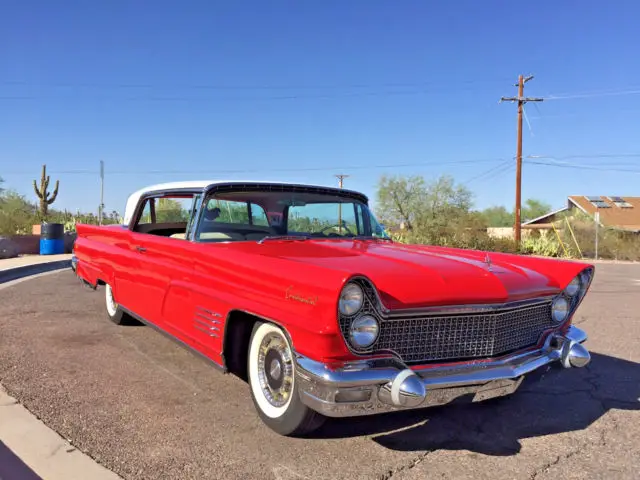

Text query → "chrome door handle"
[135,246,147,253]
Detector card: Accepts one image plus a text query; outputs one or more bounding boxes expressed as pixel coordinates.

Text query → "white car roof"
[122,180,366,226]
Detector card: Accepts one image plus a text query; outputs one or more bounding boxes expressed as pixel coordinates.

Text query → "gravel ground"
[0,266,638,480]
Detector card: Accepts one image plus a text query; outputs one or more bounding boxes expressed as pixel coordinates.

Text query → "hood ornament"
[484,253,492,271]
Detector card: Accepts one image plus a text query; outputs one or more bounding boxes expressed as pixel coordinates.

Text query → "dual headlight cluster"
[551,269,592,323]
[339,283,379,349]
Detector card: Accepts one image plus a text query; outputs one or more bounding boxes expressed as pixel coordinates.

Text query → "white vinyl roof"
[123,181,214,225]
[122,180,365,225]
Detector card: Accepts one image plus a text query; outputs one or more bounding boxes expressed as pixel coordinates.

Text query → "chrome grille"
[339,281,556,363]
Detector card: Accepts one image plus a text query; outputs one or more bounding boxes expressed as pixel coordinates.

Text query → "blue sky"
[2,0,639,216]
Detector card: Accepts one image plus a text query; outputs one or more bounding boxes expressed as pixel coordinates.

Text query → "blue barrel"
[40,223,65,255]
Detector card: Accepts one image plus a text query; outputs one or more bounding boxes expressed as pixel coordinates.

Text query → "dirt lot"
[0,266,638,479]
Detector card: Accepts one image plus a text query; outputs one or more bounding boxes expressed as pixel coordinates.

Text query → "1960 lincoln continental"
[72,181,594,436]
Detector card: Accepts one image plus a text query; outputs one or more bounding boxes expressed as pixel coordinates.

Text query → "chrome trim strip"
[194,317,220,331]
[194,324,219,338]
[120,307,225,371]
[381,295,554,319]
[195,312,221,324]
[195,306,222,318]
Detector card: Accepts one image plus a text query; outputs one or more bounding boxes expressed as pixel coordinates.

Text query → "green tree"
[376,175,426,230]
[0,190,38,235]
[482,206,513,227]
[155,198,189,223]
[376,174,474,235]
[522,199,551,222]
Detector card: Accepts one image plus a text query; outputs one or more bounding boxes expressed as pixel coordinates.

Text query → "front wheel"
[247,322,325,436]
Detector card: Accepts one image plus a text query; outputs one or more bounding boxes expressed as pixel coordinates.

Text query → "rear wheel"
[247,322,325,436]
[105,284,133,325]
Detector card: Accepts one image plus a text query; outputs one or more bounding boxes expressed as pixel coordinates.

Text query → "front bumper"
[295,325,590,417]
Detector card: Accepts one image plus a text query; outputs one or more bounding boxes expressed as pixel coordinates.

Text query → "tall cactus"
[33,164,59,218]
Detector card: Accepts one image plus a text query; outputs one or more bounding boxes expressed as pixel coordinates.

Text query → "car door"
[126,193,199,326]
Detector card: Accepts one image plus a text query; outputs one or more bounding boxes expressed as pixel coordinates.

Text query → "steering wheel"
[319,224,354,236]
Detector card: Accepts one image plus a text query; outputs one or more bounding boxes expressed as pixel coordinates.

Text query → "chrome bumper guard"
[295,326,590,417]
[71,254,78,272]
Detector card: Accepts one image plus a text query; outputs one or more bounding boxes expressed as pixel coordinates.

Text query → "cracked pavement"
[0,265,638,479]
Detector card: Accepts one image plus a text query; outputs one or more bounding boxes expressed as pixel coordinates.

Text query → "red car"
[72,181,594,436]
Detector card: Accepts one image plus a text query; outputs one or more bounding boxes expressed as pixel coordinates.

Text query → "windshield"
[194,188,389,242]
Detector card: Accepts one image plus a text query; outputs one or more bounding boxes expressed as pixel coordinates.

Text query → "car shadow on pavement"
[313,353,639,456]
[0,441,43,480]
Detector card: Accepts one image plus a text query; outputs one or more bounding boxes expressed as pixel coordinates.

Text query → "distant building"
[524,196,640,232]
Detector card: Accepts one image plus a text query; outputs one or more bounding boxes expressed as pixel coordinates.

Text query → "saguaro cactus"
[33,164,60,218]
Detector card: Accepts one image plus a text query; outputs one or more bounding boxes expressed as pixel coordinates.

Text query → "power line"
[525,160,640,174]
[0,77,511,91]
[1,157,507,176]
[529,153,640,160]
[463,159,513,185]
[0,87,485,103]
[544,87,640,101]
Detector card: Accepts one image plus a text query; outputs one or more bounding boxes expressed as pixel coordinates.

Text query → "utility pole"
[335,174,349,189]
[500,75,543,246]
[335,174,349,233]
[99,160,105,225]
[594,210,599,260]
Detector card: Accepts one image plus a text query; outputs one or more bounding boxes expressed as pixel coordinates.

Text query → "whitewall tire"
[104,283,133,325]
[247,322,325,436]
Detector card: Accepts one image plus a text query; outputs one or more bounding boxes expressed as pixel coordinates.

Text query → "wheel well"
[96,279,106,286]
[223,310,262,381]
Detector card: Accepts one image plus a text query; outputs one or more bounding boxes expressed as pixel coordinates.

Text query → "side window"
[251,205,269,226]
[138,199,153,225]
[133,195,198,237]
[155,197,191,223]
[196,198,270,242]
[202,199,268,226]
[288,202,360,236]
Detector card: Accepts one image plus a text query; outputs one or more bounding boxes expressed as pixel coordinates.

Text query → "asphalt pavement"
[0,265,638,479]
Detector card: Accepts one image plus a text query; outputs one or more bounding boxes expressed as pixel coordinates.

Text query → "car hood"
[235,239,575,309]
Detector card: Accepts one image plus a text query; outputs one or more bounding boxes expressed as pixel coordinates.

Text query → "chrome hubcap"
[269,359,282,380]
[257,333,293,407]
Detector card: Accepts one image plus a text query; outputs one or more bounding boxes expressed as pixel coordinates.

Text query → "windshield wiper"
[257,235,311,244]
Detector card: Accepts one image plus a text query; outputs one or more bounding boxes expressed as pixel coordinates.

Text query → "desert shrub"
[520,235,563,257]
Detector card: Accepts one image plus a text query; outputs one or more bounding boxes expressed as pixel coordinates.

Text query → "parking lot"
[0,264,638,480]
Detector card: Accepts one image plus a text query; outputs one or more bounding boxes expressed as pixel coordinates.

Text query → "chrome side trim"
[120,307,226,372]
[195,306,222,318]
[195,313,221,324]
[193,306,222,338]
[194,317,220,332]
[194,324,220,338]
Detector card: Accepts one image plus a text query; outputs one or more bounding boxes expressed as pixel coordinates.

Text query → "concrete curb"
[0,259,71,284]
[0,260,122,480]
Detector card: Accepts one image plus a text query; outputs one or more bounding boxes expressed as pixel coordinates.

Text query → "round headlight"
[552,296,569,323]
[565,276,581,297]
[339,283,364,315]
[349,315,379,348]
